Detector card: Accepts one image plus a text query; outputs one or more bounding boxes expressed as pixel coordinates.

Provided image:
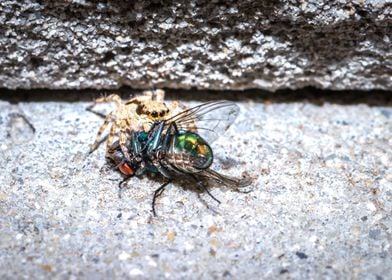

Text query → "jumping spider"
[88,89,185,160]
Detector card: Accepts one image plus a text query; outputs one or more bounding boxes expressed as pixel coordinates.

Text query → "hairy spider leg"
[89,94,125,153]
[118,123,131,160]
[93,94,123,108]
[89,112,114,153]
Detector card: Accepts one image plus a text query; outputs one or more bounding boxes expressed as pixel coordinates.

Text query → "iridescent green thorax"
[172,131,213,170]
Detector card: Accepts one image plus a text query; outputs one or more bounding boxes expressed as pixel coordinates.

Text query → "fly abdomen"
[167,131,213,173]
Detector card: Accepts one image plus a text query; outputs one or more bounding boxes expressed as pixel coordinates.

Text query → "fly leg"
[146,121,165,155]
[152,179,172,217]
[151,162,174,216]
[189,174,221,204]
[168,121,180,134]
[144,121,179,159]
[118,177,131,199]
[161,122,179,151]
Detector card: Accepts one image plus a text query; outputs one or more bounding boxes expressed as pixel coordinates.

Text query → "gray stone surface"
[0,89,391,279]
[0,0,391,91]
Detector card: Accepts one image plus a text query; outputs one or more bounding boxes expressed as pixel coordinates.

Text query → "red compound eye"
[119,163,134,176]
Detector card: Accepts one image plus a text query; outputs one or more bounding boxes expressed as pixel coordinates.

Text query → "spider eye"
[151,111,158,118]
[166,109,170,113]
[146,111,150,115]
[159,111,165,117]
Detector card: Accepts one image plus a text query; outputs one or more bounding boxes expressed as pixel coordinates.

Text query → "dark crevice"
[0,87,391,107]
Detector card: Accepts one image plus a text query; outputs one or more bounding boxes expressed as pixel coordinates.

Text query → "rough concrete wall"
[0,0,391,91]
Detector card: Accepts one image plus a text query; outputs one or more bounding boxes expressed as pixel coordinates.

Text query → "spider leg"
[125,91,153,105]
[140,115,153,132]
[152,179,172,217]
[169,101,179,112]
[119,128,131,161]
[104,119,118,156]
[87,94,123,117]
[86,105,107,119]
[94,94,123,107]
[154,89,165,102]
[90,112,113,154]
[141,90,154,99]
[170,100,188,114]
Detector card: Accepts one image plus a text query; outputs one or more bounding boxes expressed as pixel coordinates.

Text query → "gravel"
[0,89,391,279]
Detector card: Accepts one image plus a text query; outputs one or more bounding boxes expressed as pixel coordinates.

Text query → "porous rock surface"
[0,0,391,91]
[0,90,391,278]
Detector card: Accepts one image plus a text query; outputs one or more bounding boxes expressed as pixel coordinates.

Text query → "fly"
[107,100,252,216]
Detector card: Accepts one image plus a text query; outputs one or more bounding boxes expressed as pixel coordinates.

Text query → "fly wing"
[197,168,253,191]
[164,101,240,144]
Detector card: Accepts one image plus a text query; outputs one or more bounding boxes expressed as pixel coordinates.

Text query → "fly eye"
[119,163,134,176]
[151,111,158,118]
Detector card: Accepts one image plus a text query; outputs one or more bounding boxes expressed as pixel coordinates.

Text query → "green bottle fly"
[167,131,213,173]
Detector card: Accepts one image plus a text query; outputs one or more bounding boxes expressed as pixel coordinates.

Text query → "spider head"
[138,101,170,121]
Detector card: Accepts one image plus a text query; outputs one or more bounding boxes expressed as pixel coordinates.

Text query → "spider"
[87,89,185,160]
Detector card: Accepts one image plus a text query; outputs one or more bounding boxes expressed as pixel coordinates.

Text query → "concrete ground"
[0,89,391,279]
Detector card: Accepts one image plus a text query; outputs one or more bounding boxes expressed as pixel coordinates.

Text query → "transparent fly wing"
[164,101,240,144]
[197,169,253,191]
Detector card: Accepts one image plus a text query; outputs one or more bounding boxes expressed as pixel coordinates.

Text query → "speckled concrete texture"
[0,89,391,279]
[0,0,391,91]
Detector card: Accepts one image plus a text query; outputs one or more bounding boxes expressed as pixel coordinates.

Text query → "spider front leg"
[169,99,189,115]
[126,91,153,105]
[94,94,123,107]
[118,127,131,161]
[168,100,179,112]
[90,112,114,154]
[88,93,123,116]
[153,89,165,102]
[139,115,153,133]
[139,89,165,102]
[104,119,119,156]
